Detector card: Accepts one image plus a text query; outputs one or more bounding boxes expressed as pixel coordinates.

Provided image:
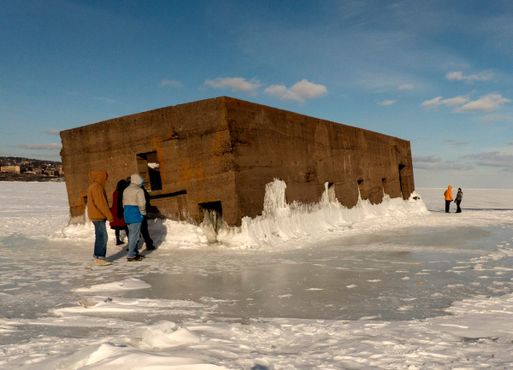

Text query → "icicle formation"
[59,179,429,250]
[262,179,289,217]
[200,209,219,243]
[217,179,429,248]
[320,182,337,205]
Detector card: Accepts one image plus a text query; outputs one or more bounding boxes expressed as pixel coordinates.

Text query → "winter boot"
[95,258,112,266]
[127,255,145,262]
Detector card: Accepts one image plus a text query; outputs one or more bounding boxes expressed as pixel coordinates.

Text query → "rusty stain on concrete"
[60,96,415,226]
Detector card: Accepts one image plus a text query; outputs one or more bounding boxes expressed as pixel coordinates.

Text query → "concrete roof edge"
[221,97,410,143]
[59,96,230,135]
[59,96,410,143]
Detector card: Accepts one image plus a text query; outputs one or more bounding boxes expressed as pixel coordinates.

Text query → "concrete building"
[60,97,415,225]
[0,165,21,174]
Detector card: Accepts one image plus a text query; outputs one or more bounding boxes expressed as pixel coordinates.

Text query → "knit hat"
[130,173,144,186]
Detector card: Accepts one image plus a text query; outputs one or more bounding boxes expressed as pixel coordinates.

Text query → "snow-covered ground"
[2,181,513,369]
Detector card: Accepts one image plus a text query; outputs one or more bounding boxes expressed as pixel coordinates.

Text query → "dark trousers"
[140,216,154,248]
[455,200,462,213]
[445,200,451,213]
[115,227,128,244]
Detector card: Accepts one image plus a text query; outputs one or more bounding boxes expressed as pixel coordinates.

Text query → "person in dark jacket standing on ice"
[123,174,146,262]
[110,179,129,245]
[140,186,155,250]
[455,188,463,213]
[444,185,453,213]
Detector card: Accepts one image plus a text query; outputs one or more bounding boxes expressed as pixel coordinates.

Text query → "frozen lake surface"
[2,182,513,369]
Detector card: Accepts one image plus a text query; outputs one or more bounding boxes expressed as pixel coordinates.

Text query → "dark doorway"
[327,182,336,203]
[136,151,162,191]
[357,178,364,199]
[398,164,406,198]
[199,201,223,233]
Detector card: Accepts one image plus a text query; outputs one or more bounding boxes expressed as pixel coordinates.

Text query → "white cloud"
[379,99,397,106]
[265,85,288,99]
[446,70,493,82]
[421,96,443,108]
[204,77,261,92]
[457,93,510,112]
[45,129,60,136]
[19,143,61,150]
[265,79,327,102]
[398,83,414,91]
[422,93,510,113]
[446,71,464,80]
[421,95,469,109]
[441,96,469,106]
[160,79,182,88]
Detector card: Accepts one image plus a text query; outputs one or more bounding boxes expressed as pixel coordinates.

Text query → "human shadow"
[251,365,270,370]
[107,244,128,262]
[106,217,167,262]
[145,217,168,249]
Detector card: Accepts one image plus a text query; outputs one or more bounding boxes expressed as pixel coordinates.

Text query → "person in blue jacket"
[123,174,146,261]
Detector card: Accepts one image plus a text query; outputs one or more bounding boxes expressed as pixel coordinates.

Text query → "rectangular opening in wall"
[198,201,223,233]
[327,182,336,202]
[357,178,364,199]
[398,164,406,197]
[136,151,162,191]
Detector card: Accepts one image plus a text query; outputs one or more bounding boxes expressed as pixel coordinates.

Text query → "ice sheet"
[2,182,513,368]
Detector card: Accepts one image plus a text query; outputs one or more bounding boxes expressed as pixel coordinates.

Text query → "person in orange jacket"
[87,170,114,266]
[443,185,453,213]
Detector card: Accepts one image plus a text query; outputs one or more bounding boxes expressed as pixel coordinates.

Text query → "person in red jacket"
[110,179,129,245]
[443,185,453,213]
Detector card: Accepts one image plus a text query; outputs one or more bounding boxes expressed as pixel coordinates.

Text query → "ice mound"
[81,342,226,370]
[54,297,208,317]
[139,321,200,349]
[216,179,429,249]
[74,278,151,293]
[59,179,428,250]
[57,220,94,241]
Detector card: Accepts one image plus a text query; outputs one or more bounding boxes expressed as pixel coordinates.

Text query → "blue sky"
[1,0,512,188]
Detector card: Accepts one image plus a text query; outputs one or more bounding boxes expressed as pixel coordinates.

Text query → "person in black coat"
[110,179,129,245]
[140,187,155,250]
[455,188,463,213]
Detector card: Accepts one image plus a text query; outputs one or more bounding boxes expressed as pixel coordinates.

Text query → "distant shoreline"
[0,173,64,182]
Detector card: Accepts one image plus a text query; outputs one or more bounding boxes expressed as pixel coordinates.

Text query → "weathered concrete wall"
[225,98,414,220]
[60,97,239,225]
[61,96,414,226]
